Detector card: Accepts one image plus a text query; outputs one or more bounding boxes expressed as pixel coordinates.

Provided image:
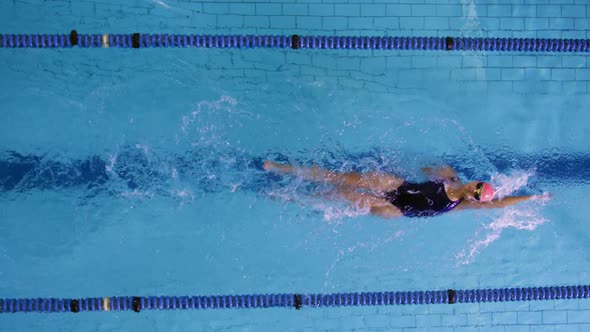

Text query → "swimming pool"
[1,0,590,330]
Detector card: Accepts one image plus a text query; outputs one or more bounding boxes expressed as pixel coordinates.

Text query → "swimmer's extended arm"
[421,166,461,185]
[457,195,539,210]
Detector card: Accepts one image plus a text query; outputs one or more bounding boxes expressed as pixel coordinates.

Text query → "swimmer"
[263,161,548,218]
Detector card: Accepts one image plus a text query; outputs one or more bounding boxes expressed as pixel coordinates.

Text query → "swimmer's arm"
[421,166,462,185]
[456,195,538,210]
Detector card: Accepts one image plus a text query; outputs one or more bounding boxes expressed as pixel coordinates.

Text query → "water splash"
[456,206,549,265]
[178,95,239,146]
[491,169,535,200]
[105,151,118,174]
[456,170,549,264]
[318,203,370,222]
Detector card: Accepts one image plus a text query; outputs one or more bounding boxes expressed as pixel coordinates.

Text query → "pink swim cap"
[475,182,495,202]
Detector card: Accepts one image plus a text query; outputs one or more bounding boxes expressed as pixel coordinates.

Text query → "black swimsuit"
[385,181,462,218]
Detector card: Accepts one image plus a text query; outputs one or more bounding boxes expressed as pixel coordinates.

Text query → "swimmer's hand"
[263,160,293,173]
[531,192,552,202]
[263,160,279,171]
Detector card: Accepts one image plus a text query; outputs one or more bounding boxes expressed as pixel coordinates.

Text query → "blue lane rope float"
[1,285,589,313]
[0,30,589,52]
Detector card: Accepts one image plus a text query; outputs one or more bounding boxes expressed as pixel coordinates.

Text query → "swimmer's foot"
[263,160,293,173]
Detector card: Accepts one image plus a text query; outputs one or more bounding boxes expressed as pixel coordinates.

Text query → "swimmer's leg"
[263,160,403,193]
[331,187,403,219]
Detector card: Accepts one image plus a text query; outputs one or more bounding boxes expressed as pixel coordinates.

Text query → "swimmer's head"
[463,181,494,202]
[474,182,494,202]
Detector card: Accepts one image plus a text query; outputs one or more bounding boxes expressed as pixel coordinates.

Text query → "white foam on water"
[491,169,535,200]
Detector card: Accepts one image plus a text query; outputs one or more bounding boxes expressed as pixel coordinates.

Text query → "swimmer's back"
[385,181,461,217]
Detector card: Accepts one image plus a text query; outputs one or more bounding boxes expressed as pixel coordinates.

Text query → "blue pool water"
[2,1,590,331]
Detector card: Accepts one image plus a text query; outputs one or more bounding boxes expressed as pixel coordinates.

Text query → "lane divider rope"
[2,285,589,313]
[0,31,588,52]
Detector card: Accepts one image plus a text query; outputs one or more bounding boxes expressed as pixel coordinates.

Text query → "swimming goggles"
[474,182,484,201]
